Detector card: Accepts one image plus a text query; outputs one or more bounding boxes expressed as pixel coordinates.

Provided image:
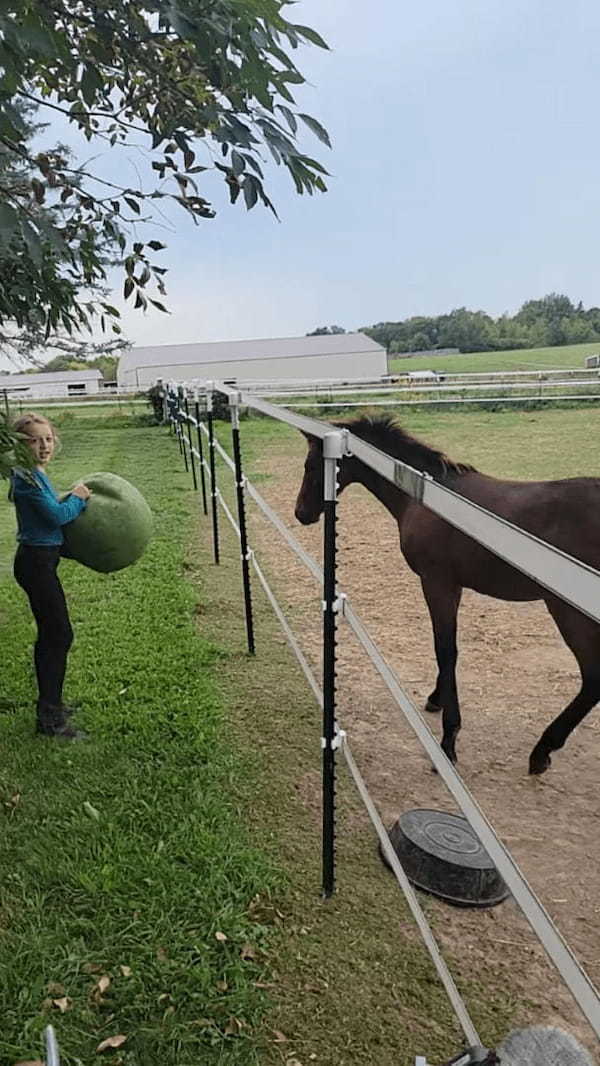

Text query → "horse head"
[294,431,359,525]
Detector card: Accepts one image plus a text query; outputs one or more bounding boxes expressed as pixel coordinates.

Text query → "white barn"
[0,369,102,400]
[117,333,387,389]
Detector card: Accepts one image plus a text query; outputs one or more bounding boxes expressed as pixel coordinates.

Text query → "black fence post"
[229,391,256,655]
[207,384,220,565]
[321,430,345,899]
[167,387,173,433]
[194,389,208,516]
[178,388,189,472]
[184,395,198,491]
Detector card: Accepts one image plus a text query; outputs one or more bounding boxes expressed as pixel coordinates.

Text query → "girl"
[10,412,91,740]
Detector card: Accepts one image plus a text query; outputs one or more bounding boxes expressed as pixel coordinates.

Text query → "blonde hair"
[13,412,60,450]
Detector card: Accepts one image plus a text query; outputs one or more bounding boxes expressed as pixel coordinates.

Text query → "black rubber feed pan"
[381,809,510,908]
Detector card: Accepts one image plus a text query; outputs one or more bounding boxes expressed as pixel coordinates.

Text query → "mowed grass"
[0,418,282,1065]
[388,340,600,375]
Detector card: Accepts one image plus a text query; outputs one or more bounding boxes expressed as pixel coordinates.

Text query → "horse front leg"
[421,578,462,763]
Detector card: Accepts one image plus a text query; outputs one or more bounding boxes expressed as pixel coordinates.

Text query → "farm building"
[117,333,388,389]
[0,369,102,400]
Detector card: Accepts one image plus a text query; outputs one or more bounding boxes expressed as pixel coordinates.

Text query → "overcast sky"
[8,0,600,363]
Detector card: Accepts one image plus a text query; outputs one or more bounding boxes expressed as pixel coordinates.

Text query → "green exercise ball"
[62,472,153,573]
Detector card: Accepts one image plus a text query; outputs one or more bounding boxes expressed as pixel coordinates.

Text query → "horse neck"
[348,461,411,523]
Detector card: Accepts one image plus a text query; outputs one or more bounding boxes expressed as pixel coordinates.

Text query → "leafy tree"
[0,99,127,364]
[0,0,330,343]
[363,294,600,355]
[307,325,346,335]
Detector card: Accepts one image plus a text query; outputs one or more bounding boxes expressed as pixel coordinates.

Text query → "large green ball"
[62,472,153,573]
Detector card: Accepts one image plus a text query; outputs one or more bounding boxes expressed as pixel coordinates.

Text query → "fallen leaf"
[214,931,227,943]
[83,801,100,821]
[216,979,228,992]
[119,965,132,977]
[224,1017,243,1036]
[53,996,72,1013]
[156,947,168,961]
[47,982,65,997]
[10,793,20,806]
[83,962,104,974]
[96,1034,127,1053]
[97,975,111,995]
[286,1059,304,1066]
[240,942,256,961]
[272,1030,288,1043]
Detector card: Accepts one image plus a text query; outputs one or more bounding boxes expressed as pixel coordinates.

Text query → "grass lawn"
[0,416,282,1065]
[388,340,600,375]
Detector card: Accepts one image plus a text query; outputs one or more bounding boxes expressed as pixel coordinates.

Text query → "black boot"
[60,702,80,719]
[36,700,87,740]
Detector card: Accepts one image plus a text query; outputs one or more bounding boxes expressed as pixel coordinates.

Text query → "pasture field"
[388,339,600,375]
[0,411,517,1066]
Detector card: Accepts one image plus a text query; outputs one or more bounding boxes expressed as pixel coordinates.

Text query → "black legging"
[14,544,73,706]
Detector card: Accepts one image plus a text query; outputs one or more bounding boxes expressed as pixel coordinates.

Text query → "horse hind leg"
[529,599,600,775]
[421,578,462,761]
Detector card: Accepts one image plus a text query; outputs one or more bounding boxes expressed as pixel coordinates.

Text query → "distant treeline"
[360,294,600,353]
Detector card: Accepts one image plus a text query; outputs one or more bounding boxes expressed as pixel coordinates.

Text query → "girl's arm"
[12,473,87,527]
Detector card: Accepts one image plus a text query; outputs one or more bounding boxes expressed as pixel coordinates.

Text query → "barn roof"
[119,332,384,373]
[0,369,102,387]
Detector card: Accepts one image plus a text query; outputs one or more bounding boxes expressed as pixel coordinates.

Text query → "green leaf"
[243,175,259,210]
[123,277,134,300]
[148,240,166,251]
[298,113,331,148]
[276,105,297,135]
[292,24,329,49]
[80,64,103,107]
[0,202,19,240]
[124,197,141,215]
[231,150,245,178]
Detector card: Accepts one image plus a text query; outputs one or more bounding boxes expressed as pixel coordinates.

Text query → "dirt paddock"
[245,433,600,1056]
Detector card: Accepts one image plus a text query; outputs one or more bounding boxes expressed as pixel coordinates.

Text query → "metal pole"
[45,1024,60,1066]
[230,392,256,655]
[322,430,344,898]
[178,389,189,471]
[184,396,198,491]
[207,384,220,565]
[194,389,208,516]
[175,390,183,452]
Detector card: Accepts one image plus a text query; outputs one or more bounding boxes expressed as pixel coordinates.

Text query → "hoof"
[529,749,552,775]
[424,699,442,714]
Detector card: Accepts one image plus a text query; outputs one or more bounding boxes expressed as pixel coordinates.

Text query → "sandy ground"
[241,435,600,1057]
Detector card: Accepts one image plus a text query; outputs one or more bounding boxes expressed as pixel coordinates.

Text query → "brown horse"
[294,413,600,775]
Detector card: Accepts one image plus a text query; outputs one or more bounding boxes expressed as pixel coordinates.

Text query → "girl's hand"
[72,482,92,500]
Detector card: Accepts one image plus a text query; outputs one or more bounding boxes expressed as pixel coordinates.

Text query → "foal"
[294,414,600,774]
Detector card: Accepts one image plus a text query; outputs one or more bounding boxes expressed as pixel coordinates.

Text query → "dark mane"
[337,412,476,481]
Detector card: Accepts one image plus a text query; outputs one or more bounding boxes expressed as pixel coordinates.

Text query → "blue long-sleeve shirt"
[10,468,87,547]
